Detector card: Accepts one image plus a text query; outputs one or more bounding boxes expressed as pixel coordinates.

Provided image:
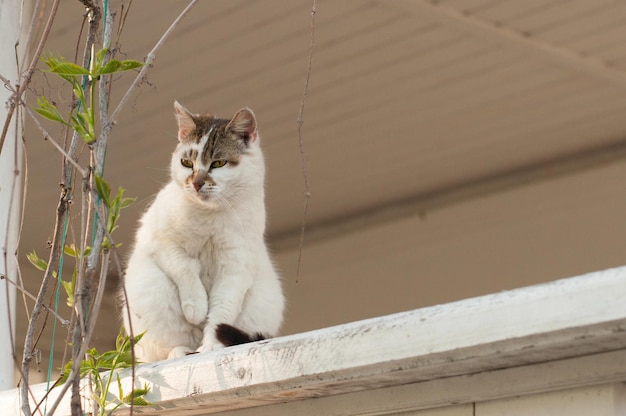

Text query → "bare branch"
[295,0,317,279]
[18,0,45,67]
[0,0,61,157]
[20,185,70,416]
[106,0,199,129]
[0,273,69,326]
[22,105,89,177]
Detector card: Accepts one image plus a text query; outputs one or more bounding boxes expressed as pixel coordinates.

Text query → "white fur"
[122,125,284,362]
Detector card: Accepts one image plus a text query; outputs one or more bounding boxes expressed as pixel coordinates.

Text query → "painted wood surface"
[1,266,625,415]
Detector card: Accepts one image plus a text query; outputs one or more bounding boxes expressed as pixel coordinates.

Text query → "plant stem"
[20,186,70,416]
[68,2,102,415]
[22,105,89,177]
[0,273,69,326]
[106,0,199,130]
[295,0,317,280]
[0,0,60,158]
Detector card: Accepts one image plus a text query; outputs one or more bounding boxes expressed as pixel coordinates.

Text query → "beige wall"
[277,158,626,335]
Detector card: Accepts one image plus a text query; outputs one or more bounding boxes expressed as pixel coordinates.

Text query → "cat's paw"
[167,346,193,360]
[181,292,208,325]
[196,341,224,355]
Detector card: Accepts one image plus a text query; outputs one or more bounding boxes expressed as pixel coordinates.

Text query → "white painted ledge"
[2,266,626,415]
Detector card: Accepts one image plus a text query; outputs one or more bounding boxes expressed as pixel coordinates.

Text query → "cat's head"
[170,101,263,207]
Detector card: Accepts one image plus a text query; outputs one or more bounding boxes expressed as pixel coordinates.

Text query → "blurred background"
[12,0,626,383]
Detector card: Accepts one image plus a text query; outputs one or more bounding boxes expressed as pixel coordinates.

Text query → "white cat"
[121,101,284,362]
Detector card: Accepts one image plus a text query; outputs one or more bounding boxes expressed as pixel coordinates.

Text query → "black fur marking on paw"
[216,323,266,347]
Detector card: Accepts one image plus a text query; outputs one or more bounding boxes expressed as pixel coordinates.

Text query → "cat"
[121,101,284,362]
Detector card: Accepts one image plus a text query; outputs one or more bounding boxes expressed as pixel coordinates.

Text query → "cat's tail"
[215,323,266,347]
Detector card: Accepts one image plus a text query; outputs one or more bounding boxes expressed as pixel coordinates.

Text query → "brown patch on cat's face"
[197,119,246,167]
[172,102,259,205]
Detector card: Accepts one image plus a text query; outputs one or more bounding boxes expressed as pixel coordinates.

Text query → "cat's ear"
[174,101,196,142]
[226,107,257,146]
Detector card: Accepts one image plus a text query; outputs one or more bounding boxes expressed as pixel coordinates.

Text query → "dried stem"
[18,0,45,67]
[20,186,70,416]
[295,0,317,279]
[22,105,89,177]
[71,2,102,413]
[0,0,60,158]
[106,0,199,129]
[0,274,69,326]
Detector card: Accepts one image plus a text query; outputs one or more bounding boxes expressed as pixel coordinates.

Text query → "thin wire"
[43,213,70,413]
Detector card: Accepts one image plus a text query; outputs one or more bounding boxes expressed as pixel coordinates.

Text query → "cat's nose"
[193,181,203,191]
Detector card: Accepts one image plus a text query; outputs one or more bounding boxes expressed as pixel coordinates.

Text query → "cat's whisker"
[221,189,256,214]
[214,193,245,235]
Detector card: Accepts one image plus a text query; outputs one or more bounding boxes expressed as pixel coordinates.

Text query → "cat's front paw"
[196,331,225,354]
[196,341,224,354]
[181,292,208,325]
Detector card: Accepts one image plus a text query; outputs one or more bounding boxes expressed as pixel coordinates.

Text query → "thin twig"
[0,72,12,88]
[87,249,109,345]
[20,186,71,416]
[295,0,317,279]
[0,274,69,326]
[46,198,120,416]
[0,0,60,157]
[106,0,199,129]
[70,4,101,415]
[44,300,101,416]
[18,0,45,67]
[22,105,89,177]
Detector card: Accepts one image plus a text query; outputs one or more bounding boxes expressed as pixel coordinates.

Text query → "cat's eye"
[211,160,227,169]
[180,158,193,168]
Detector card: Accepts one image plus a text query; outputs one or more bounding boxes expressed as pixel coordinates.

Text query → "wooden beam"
[4,266,625,415]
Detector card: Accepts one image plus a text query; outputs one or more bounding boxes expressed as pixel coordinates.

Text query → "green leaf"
[41,53,60,69]
[98,60,123,75]
[35,96,69,125]
[121,384,151,405]
[47,62,90,76]
[94,176,112,207]
[58,360,72,384]
[58,357,91,384]
[27,251,48,272]
[69,113,91,143]
[70,111,95,144]
[116,374,124,403]
[72,85,86,105]
[95,47,109,68]
[133,331,146,345]
[121,196,137,209]
[98,59,143,75]
[63,244,77,257]
[120,60,144,71]
[115,327,128,351]
[61,280,75,307]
